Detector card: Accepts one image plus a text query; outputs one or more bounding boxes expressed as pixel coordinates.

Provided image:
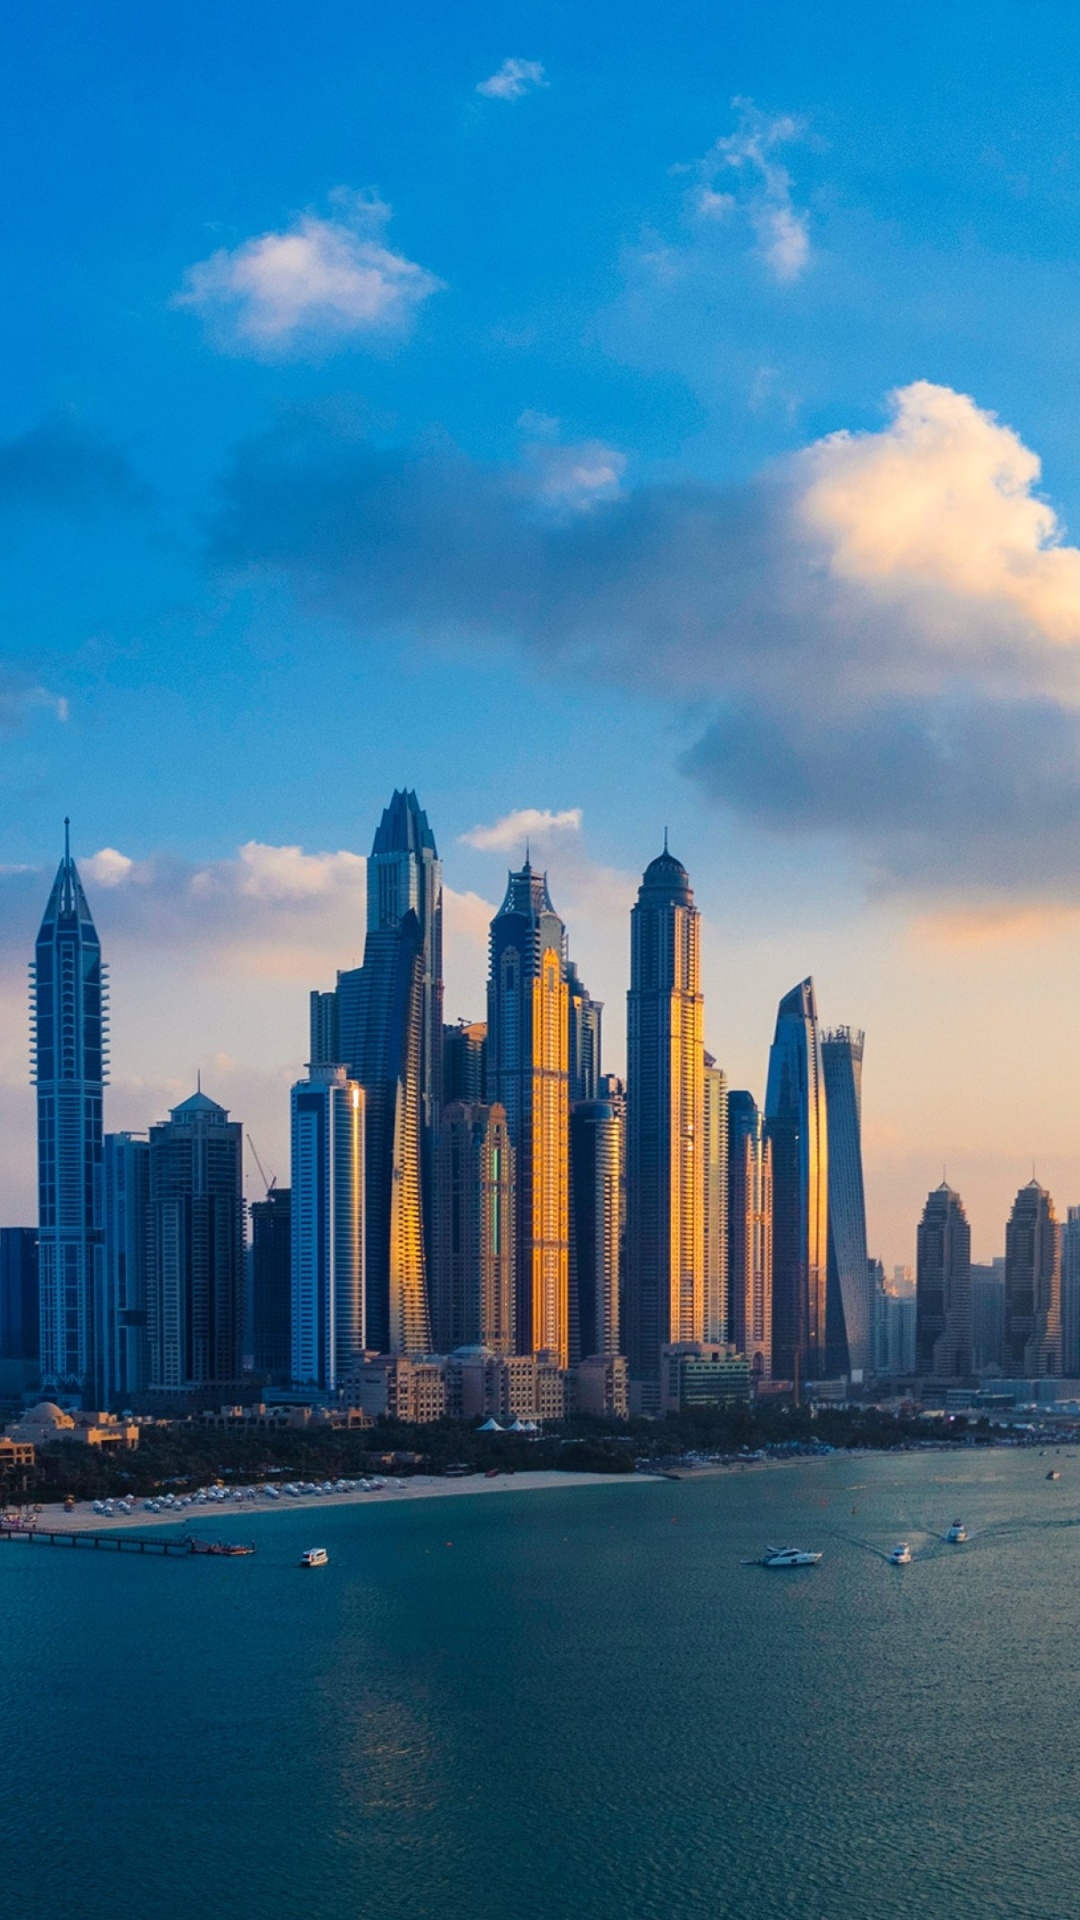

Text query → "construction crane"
[246,1135,277,1198]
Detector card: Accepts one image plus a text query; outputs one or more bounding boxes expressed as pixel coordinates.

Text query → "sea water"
[4,1448,1080,1920]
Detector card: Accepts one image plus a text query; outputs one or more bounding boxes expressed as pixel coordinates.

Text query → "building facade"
[434,1101,516,1354]
[727,1092,773,1381]
[659,1342,752,1412]
[625,847,705,1409]
[487,863,571,1364]
[915,1184,972,1378]
[32,825,106,1403]
[251,1187,292,1380]
[567,962,602,1103]
[702,1056,729,1345]
[290,1067,365,1394]
[1003,1180,1061,1378]
[103,1132,150,1403]
[821,1027,871,1380]
[765,979,829,1385]
[971,1259,1006,1374]
[443,1019,487,1105]
[1063,1209,1080,1379]
[569,1098,621,1363]
[0,1229,39,1366]
[147,1090,244,1394]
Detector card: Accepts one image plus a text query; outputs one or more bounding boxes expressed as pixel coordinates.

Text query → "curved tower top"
[638,846,693,906]
[371,788,438,858]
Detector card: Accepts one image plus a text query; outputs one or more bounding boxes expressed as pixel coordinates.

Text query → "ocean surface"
[5,1447,1080,1920]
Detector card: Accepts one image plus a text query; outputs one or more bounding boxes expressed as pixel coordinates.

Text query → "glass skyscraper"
[32,824,106,1404]
[915,1183,972,1378]
[487,862,571,1363]
[702,1055,728,1345]
[1003,1180,1061,1378]
[147,1089,244,1393]
[290,1066,365,1393]
[337,790,441,1355]
[821,1027,871,1379]
[765,979,828,1384]
[103,1131,150,1403]
[727,1092,772,1381]
[434,1101,516,1355]
[625,846,705,1408]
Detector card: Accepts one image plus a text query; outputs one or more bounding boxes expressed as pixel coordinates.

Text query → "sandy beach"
[13,1469,657,1533]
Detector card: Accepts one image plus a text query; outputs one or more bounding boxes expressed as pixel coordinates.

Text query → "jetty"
[0,1524,253,1557]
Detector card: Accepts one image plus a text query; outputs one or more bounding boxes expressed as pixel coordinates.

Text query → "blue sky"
[5,0,1080,1259]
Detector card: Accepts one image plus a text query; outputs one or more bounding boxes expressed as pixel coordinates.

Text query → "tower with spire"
[31,822,107,1403]
[765,978,829,1384]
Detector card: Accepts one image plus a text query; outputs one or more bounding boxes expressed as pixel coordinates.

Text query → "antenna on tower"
[663,825,669,852]
[64,816,71,861]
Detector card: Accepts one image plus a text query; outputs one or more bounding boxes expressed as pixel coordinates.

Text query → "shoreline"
[13,1468,657,1533]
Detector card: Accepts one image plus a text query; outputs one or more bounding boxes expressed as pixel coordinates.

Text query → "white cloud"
[693,98,810,283]
[460,807,583,852]
[84,847,135,887]
[476,58,547,101]
[524,438,626,512]
[174,192,443,357]
[231,841,365,902]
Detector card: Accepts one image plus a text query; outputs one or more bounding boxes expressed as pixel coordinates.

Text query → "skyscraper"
[434,1101,515,1354]
[915,1183,972,1378]
[337,791,440,1355]
[291,1066,364,1393]
[147,1090,244,1394]
[251,1187,292,1380]
[32,823,107,1403]
[702,1055,729,1345]
[727,1092,773,1381]
[625,846,705,1409]
[1062,1208,1080,1378]
[765,979,828,1384]
[821,1027,871,1379]
[567,961,602,1103]
[103,1132,150,1403]
[0,1229,39,1367]
[569,1098,622,1363]
[971,1259,1006,1374]
[1003,1180,1061,1378]
[443,1018,487,1105]
[487,862,570,1363]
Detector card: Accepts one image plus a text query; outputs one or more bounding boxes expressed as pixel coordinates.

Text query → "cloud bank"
[175,192,443,357]
[209,381,1080,898]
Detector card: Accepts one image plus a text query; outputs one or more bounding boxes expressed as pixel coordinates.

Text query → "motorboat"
[945,1519,968,1543]
[1047,1469,1061,1481]
[761,1546,823,1568]
[300,1547,329,1568]
[889,1542,912,1565]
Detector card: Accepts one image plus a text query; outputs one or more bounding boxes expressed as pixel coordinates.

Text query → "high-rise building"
[147,1090,244,1394]
[337,791,440,1355]
[309,990,339,1069]
[1062,1209,1080,1378]
[434,1101,515,1354]
[625,846,705,1408]
[821,1027,871,1380]
[567,962,602,1103]
[251,1187,292,1380]
[703,1056,728,1344]
[727,1092,772,1380]
[443,1019,487,1105]
[915,1184,972,1378]
[32,823,107,1403]
[103,1132,150,1403]
[765,979,828,1384]
[487,862,570,1363]
[291,1067,364,1393]
[0,1229,39,1365]
[1003,1180,1061,1378]
[569,1098,621,1363]
[971,1259,1005,1374]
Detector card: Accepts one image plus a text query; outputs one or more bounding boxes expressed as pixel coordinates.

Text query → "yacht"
[761,1546,823,1568]
[945,1519,968,1543]
[300,1547,329,1568]
[1046,1469,1061,1481]
[889,1543,912,1565]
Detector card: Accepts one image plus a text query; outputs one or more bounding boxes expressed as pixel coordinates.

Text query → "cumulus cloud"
[174,192,443,357]
[692,98,811,283]
[476,58,547,100]
[461,807,583,852]
[0,669,68,733]
[207,381,1080,899]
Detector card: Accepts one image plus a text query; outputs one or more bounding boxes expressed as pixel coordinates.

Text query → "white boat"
[1046,1469,1061,1481]
[889,1542,912,1565]
[945,1519,967,1543]
[300,1547,329,1568]
[761,1546,823,1568]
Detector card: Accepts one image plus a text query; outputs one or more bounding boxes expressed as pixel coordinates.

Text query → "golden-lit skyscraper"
[487,864,570,1364]
[625,845,705,1409]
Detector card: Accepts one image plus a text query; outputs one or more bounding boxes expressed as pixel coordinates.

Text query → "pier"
[0,1526,254,1557]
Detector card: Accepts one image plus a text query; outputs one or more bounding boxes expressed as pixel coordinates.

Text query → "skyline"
[7,4,1080,1267]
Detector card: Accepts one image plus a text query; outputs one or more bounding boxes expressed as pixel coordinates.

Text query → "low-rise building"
[344,1355,449,1424]
[659,1344,751,1414]
[572,1353,629,1419]
[6,1403,139,1451]
[0,1434,35,1476]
